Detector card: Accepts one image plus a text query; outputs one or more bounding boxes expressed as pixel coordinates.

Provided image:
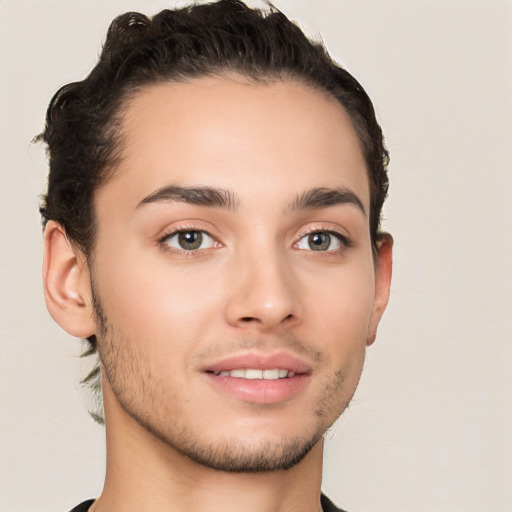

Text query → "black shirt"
[69,494,347,512]
[69,501,94,512]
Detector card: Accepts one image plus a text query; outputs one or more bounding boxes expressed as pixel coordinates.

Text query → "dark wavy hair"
[37,1,389,420]
[39,0,388,252]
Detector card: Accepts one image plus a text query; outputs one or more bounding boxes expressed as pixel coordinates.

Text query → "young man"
[39,1,392,511]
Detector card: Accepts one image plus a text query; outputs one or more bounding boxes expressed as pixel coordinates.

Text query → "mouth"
[202,352,312,404]
[207,368,296,379]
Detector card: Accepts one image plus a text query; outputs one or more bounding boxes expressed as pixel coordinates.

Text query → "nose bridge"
[225,236,299,329]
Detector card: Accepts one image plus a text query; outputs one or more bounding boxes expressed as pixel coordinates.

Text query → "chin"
[167,431,324,473]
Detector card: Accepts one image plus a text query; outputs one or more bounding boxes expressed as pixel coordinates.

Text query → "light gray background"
[1,1,511,511]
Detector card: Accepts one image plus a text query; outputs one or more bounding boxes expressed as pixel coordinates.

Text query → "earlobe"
[43,221,95,338]
[367,232,393,346]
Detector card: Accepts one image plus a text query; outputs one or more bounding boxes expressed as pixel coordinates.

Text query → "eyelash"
[157,224,353,256]
[158,224,218,256]
[294,226,353,253]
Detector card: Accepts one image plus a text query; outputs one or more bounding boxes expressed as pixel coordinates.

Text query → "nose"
[224,246,301,331]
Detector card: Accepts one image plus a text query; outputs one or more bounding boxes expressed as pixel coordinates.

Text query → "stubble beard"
[92,288,356,473]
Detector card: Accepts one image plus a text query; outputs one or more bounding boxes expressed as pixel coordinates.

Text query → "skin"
[43,76,392,512]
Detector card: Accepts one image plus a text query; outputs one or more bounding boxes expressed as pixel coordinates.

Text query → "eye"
[162,230,216,251]
[295,231,345,252]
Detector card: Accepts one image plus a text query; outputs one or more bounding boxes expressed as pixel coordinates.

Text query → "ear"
[367,232,393,346]
[43,221,95,338]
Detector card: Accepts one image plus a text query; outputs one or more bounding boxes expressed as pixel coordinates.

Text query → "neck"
[91,380,324,512]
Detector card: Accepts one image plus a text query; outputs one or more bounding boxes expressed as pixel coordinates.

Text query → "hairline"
[83,70,375,262]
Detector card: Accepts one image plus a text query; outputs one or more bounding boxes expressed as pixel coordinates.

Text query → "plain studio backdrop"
[1,1,511,511]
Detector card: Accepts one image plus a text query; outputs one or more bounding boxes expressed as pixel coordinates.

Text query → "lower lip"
[204,373,310,404]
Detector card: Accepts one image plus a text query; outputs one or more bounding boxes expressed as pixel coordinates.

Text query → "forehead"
[99,76,369,213]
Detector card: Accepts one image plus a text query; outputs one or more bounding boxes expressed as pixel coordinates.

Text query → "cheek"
[306,260,376,358]
[310,257,375,316]
[93,249,226,354]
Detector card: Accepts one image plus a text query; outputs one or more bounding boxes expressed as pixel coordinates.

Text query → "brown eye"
[178,231,203,250]
[163,230,215,251]
[307,232,331,251]
[295,231,345,252]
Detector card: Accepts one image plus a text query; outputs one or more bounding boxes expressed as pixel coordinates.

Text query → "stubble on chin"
[91,287,357,473]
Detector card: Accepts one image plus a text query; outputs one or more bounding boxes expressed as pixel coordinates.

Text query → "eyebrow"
[286,187,366,216]
[136,184,365,216]
[137,185,239,211]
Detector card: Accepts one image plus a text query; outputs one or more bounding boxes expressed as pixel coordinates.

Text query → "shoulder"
[69,496,343,512]
[321,493,349,512]
[67,499,95,512]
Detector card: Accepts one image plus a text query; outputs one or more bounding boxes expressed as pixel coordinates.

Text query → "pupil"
[308,232,330,251]
[178,231,202,250]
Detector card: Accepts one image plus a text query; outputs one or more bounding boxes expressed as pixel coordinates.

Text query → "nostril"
[241,317,258,323]
[239,314,294,325]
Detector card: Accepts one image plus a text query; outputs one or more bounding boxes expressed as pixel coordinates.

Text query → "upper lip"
[202,351,313,374]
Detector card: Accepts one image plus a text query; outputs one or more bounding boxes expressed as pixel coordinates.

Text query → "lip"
[203,351,313,374]
[202,351,312,405]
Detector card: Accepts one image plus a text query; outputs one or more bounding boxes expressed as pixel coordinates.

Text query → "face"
[89,76,390,472]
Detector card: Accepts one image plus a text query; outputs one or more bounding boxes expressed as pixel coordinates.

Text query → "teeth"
[213,368,295,380]
[245,369,262,379]
[262,369,279,379]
